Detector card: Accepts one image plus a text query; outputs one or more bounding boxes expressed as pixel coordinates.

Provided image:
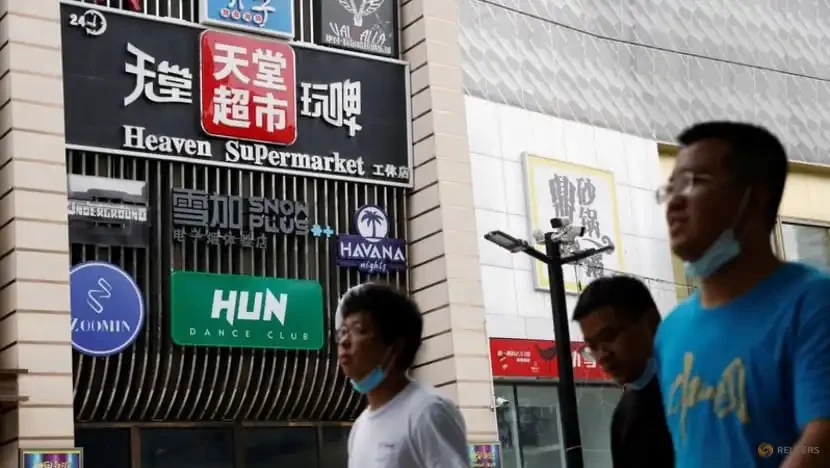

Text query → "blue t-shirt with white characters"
[655,262,830,467]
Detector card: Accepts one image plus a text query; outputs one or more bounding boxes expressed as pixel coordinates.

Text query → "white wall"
[466,96,678,342]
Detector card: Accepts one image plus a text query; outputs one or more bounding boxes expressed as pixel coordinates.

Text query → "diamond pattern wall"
[460,0,830,164]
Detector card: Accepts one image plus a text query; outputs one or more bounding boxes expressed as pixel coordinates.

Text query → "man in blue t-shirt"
[654,121,830,467]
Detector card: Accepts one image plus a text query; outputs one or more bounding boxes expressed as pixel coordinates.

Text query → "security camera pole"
[484,223,614,468]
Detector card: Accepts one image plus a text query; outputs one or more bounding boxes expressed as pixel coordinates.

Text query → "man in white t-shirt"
[335,282,469,468]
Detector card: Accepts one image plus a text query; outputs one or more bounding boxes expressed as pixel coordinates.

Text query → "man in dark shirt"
[573,275,674,468]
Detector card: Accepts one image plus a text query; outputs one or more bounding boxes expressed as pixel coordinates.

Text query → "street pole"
[544,232,584,468]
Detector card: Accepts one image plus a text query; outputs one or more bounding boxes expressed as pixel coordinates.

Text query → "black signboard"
[171,188,336,248]
[314,0,398,57]
[61,3,412,188]
[68,174,149,247]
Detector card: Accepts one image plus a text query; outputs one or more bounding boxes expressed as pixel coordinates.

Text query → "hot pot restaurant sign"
[60,3,412,188]
[489,338,610,381]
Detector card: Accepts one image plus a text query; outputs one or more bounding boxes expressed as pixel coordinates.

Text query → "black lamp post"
[484,226,614,468]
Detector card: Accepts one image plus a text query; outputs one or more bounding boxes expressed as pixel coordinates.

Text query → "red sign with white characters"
[489,338,611,381]
[200,30,297,145]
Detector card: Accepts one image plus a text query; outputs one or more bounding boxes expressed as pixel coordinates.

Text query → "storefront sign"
[524,154,623,292]
[315,0,397,57]
[170,271,324,350]
[20,448,83,468]
[70,262,145,357]
[171,188,333,247]
[61,4,412,187]
[469,444,501,468]
[336,205,406,273]
[68,175,149,247]
[200,0,294,38]
[200,30,297,145]
[489,338,610,381]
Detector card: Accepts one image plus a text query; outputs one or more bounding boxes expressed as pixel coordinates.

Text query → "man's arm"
[782,278,830,468]
[410,398,469,467]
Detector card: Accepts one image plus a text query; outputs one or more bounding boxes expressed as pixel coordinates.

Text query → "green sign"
[170,271,324,350]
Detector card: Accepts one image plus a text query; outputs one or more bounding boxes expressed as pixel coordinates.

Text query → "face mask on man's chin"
[349,348,396,395]
[683,191,752,280]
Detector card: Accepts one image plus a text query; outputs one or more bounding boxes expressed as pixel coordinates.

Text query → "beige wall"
[401,0,499,444]
[0,0,75,465]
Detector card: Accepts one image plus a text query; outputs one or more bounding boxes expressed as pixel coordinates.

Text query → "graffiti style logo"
[336,205,406,274]
[338,0,385,27]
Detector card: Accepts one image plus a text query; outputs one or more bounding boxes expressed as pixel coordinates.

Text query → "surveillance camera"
[494,397,510,408]
[531,229,545,244]
[554,224,585,243]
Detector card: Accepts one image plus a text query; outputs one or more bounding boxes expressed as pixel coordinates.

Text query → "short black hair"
[572,276,657,322]
[677,121,788,230]
[338,282,423,370]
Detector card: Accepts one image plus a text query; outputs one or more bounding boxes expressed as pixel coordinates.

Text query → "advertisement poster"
[523,154,623,292]
[489,338,610,382]
[20,449,82,468]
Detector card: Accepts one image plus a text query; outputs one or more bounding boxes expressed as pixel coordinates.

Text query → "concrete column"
[0,0,75,465]
[402,0,498,444]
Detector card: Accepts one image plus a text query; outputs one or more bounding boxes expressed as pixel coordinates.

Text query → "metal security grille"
[70,0,407,425]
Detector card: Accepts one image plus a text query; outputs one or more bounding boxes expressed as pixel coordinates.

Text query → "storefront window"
[140,428,234,468]
[516,385,563,468]
[76,428,131,468]
[577,386,621,467]
[320,426,350,468]
[243,427,318,468]
[495,384,521,468]
[494,383,621,468]
[781,222,830,270]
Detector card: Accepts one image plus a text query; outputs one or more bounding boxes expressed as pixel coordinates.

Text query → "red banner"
[489,338,611,382]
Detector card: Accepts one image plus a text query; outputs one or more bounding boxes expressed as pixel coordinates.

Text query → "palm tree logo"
[355,205,388,243]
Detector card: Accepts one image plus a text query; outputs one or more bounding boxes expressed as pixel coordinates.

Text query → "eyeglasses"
[334,325,373,344]
[655,172,712,204]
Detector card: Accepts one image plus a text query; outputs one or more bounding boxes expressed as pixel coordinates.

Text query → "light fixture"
[484,230,528,253]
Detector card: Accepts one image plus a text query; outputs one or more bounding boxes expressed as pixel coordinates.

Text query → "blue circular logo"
[70,262,145,357]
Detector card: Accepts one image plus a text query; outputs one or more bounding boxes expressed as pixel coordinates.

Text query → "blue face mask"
[683,191,750,280]
[350,366,388,394]
[683,229,741,279]
[626,357,657,391]
[349,349,394,394]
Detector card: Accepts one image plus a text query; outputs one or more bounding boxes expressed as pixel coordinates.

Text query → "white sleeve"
[410,398,470,467]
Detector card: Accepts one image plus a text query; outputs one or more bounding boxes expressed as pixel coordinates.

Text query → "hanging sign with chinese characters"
[171,188,333,247]
[60,4,412,188]
[200,0,294,39]
[523,154,624,293]
[489,338,611,382]
[336,205,406,274]
[315,0,398,57]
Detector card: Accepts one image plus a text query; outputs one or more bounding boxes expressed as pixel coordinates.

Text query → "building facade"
[462,1,830,467]
[0,0,498,466]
